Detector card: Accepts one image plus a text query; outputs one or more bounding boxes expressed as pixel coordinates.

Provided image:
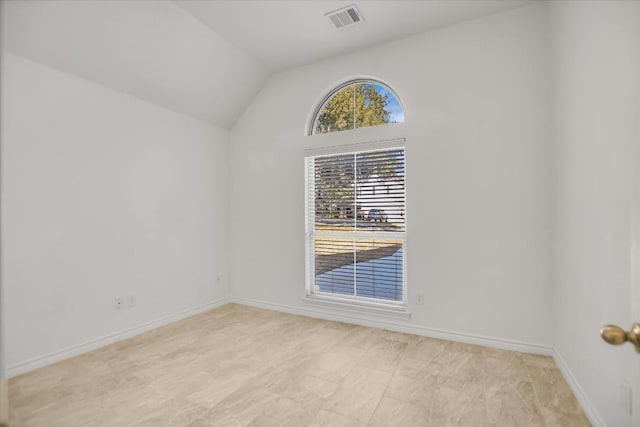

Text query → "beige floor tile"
[357,342,407,373]
[384,373,437,406]
[186,367,257,409]
[527,364,586,418]
[403,338,448,361]
[444,340,485,354]
[395,356,436,382]
[486,408,545,427]
[322,386,385,423]
[428,399,487,427]
[341,365,392,393]
[541,407,592,427]
[377,329,423,345]
[521,353,556,369]
[428,350,484,382]
[483,354,530,382]
[369,396,431,427]
[307,409,367,427]
[484,376,544,426]
[276,374,340,404]
[8,304,591,427]
[304,350,359,384]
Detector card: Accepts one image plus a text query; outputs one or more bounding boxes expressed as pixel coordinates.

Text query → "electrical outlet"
[127,295,136,308]
[114,297,123,311]
[416,293,424,305]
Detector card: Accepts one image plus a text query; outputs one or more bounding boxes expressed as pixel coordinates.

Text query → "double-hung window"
[305,144,406,309]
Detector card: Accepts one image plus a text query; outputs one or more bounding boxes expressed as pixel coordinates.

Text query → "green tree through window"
[313,82,403,134]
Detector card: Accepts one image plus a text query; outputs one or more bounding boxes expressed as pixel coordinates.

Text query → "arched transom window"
[310,80,404,135]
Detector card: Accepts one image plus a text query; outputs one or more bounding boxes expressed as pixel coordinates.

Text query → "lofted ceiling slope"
[4,0,537,129]
[3,0,270,128]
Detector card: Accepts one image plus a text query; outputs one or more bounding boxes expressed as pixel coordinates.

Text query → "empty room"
[1,0,639,426]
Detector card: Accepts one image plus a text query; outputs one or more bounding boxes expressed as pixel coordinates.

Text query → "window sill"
[302,294,411,320]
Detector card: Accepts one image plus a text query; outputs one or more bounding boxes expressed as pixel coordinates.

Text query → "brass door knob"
[600,323,640,353]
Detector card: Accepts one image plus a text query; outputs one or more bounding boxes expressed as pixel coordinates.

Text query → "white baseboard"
[7,298,229,378]
[7,295,553,378]
[229,296,553,356]
[553,349,605,427]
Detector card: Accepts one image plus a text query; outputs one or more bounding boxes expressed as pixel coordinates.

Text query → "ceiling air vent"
[325,4,364,30]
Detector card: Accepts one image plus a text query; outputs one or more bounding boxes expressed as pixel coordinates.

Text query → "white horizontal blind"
[306,146,406,304]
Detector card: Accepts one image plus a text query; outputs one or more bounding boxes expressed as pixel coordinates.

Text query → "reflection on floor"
[10,304,591,426]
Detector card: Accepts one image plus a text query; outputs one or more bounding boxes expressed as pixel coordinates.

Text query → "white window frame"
[303,139,410,319]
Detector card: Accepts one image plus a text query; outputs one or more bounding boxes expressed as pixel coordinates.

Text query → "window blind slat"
[307,147,406,303]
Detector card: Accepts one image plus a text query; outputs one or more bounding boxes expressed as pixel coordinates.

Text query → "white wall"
[2,53,229,374]
[229,3,553,350]
[551,2,640,426]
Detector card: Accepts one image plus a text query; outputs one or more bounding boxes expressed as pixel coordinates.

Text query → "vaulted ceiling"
[176,0,535,72]
[3,0,270,128]
[3,0,536,129]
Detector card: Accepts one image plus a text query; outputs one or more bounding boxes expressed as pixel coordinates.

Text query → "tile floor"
[9,304,591,426]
